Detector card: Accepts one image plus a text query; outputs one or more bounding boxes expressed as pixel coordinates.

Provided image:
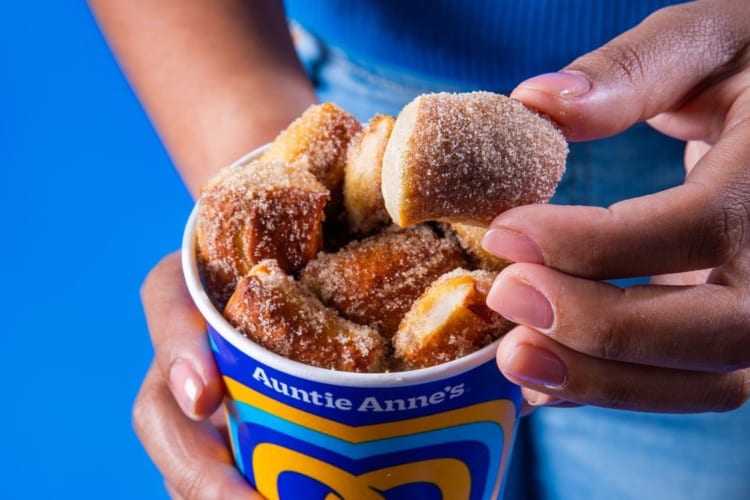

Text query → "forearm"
[89,0,317,195]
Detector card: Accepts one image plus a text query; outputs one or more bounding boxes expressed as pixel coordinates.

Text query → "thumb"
[510,0,749,141]
[141,252,225,420]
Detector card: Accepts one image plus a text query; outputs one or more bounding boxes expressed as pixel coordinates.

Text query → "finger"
[684,140,713,173]
[649,269,711,286]
[509,1,750,141]
[133,362,261,499]
[518,396,569,418]
[483,117,750,279]
[141,251,223,420]
[496,326,750,413]
[487,263,750,372]
[164,481,186,500]
[520,389,574,411]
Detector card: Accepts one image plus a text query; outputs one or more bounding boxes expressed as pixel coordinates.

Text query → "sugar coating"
[343,114,395,235]
[384,91,568,226]
[447,222,511,272]
[196,95,547,373]
[393,268,514,369]
[261,102,362,201]
[300,225,467,339]
[224,260,386,372]
[196,160,328,306]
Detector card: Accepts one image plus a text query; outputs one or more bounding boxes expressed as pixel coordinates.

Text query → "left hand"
[484,0,750,413]
[135,253,261,499]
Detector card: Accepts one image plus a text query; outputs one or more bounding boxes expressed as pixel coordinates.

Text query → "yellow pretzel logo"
[253,443,471,500]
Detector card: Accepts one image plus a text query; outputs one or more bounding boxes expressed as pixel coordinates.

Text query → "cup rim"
[181,146,503,388]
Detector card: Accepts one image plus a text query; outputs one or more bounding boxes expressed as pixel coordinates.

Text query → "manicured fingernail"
[488,277,554,330]
[524,389,565,407]
[513,71,591,100]
[502,344,567,388]
[482,227,544,264]
[169,359,203,417]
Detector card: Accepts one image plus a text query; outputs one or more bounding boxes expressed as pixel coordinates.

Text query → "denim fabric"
[295,33,750,500]
[530,405,750,500]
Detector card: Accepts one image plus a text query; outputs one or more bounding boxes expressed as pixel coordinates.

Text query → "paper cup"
[182,147,522,500]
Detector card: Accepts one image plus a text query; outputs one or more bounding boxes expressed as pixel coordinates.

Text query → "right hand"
[134,252,262,499]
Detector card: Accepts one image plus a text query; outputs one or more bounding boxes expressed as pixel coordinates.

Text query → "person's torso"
[283,0,682,90]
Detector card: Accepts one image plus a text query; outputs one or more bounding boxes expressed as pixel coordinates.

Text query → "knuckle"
[703,191,749,265]
[182,469,236,500]
[131,365,165,444]
[596,378,635,411]
[140,261,162,303]
[181,470,212,500]
[706,371,750,412]
[591,42,650,86]
[589,319,629,362]
[717,299,750,370]
[688,183,750,269]
[131,383,156,442]
[140,252,181,302]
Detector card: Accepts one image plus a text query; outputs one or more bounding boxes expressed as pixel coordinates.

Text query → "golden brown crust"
[224,260,387,373]
[446,222,511,272]
[196,160,328,306]
[300,225,467,339]
[343,114,395,235]
[195,95,554,372]
[260,102,362,212]
[392,268,514,370]
[382,91,568,227]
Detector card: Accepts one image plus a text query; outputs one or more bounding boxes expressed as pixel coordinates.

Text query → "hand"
[134,252,262,499]
[485,0,750,412]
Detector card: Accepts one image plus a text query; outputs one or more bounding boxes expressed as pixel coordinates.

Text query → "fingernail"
[483,227,544,264]
[488,277,554,330]
[513,71,591,100]
[169,359,203,417]
[524,389,565,407]
[502,344,567,388]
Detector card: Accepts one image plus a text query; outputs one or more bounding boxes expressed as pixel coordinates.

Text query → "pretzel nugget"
[447,222,511,272]
[224,260,387,373]
[393,268,514,370]
[301,225,467,339]
[196,160,328,306]
[382,91,568,227]
[261,102,362,207]
[343,114,395,235]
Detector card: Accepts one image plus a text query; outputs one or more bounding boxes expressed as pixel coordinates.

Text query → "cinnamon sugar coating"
[382,91,568,226]
[196,160,328,306]
[261,102,362,211]
[195,94,564,372]
[445,222,511,272]
[300,225,467,339]
[343,114,395,235]
[393,268,514,370]
[224,260,386,372]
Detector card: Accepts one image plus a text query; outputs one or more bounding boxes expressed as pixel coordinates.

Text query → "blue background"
[2,2,186,498]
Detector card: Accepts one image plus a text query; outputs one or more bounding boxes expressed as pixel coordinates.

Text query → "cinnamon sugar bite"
[382,91,568,227]
[261,102,362,212]
[300,225,467,339]
[225,260,386,373]
[393,268,514,370]
[195,94,565,372]
[343,114,395,235]
[444,222,511,272]
[196,160,328,307]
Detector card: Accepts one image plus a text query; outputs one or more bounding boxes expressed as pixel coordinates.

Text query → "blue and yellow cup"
[182,148,522,500]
